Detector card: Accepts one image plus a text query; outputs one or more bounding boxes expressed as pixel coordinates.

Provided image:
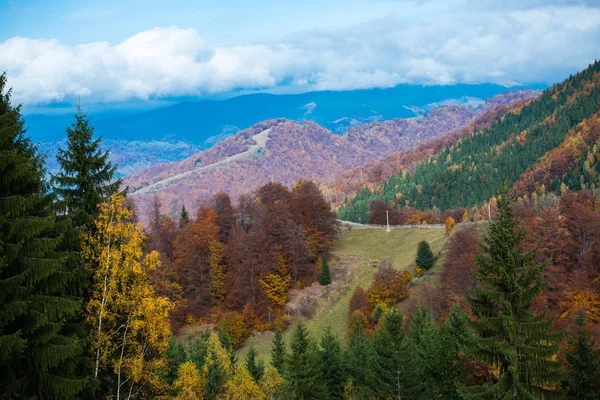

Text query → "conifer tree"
[179,204,189,227]
[319,254,332,285]
[409,308,442,398]
[164,336,187,385]
[271,327,286,373]
[344,314,374,398]
[319,327,344,399]
[564,313,600,398]
[0,72,86,398]
[245,344,265,382]
[52,105,121,230]
[371,308,419,399]
[285,323,326,399]
[415,240,435,270]
[204,348,227,400]
[462,191,563,398]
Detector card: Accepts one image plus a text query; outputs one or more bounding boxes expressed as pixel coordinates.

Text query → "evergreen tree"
[564,313,600,398]
[462,191,563,398]
[204,348,227,400]
[52,105,121,231]
[285,323,326,399]
[438,305,476,399]
[344,314,374,398]
[271,327,286,373]
[409,308,442,398]
[415,240,435,270]
[218,329,238,366]
[319,254,332,285]
[164,336,187,385]
[371,308,419,399]
[0,73,86,398]
[319,327,344,399]
[245,344,265,382]
[189,331,210,371]
[179,204,189,227]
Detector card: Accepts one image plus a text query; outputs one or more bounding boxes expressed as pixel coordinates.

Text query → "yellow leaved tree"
[219,367,264,400]
[173,361,204,400]
[259,366,286,399]
[83,194,172,399]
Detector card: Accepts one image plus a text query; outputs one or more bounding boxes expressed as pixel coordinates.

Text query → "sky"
[0,0,599,108]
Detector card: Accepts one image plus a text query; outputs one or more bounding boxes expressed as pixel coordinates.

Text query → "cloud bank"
[1,4,599,105]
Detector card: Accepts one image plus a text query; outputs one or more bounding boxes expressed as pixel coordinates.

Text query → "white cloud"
[1,4,599,105]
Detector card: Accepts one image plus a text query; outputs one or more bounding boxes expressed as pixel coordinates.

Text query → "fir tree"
[204,348,227,400]
[189,331,210,371]
[462,191,563,398]
[319,327,344,399]
[415,240,435,270]
[319,254,332,285]
[179,204,189,227]
[285,323,326,399]
[52,105,121,231]
[0,73,86,398]
[218,329,238,366]
[164,336,187,385]
[409,308,442,398]
[564,313,600,398]
[271,327,286,373]
[371,308,419,399]
[344,314,374,398]
[245,344,265,382]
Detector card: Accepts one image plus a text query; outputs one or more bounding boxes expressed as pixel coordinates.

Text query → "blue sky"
[1,0,599,108]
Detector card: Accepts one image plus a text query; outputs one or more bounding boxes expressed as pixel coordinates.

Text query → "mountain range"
[122,90,539,221]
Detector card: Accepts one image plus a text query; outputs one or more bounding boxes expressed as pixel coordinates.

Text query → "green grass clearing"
[238,226,447,364]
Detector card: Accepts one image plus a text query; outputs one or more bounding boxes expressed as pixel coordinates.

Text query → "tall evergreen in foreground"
[0,73,85,398]
[285,324,326,400]
[271,327,286,373]
[319,327,344,399]
[52,106,121,229]
[462,190,563,398]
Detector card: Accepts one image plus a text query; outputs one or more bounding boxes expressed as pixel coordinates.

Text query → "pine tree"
[204,348,227,400]
[319,254,332,285]
[409,308,442,398]
[189,331,210,371]
[344,314,374,398]
[371,308,419,399]
[285,323,326,399]
[564,313,600,398]
[415,240,435,270]
[271,327,286,373]
[0,72,86,398]
[319,327,344,399]
[245,344,265,382]
[164,336,187,385]
[462,191,563,398]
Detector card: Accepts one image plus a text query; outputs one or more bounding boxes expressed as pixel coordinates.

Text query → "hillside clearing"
[238,225,446,363]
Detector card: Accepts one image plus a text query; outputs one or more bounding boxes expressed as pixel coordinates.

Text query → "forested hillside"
[339,61,600,223]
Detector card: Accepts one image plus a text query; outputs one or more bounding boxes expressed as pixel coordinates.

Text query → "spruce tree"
[319,254,332,285]
[344,314,375,398]
[371,308,419,399]
[285,323,326,399]
[271,327,286,373]
[462,191,563,398]
[52,105,120,232]
[179,204,189,227]
[409,308,442,398]
[415,240,435,270]
[204,348,226,400]
[164,336,187,385]
[0,73,85,398]
[564,313,600,398]
[245,344,265,382]
[319,327,344,399]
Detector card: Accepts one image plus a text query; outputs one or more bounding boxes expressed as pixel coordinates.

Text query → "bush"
[366,262,412,306]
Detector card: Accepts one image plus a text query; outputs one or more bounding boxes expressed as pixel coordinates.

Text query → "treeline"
[339,60,600,223]
[146,179,338,341]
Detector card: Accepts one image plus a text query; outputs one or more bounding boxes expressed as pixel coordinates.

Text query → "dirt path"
[132,128,271,195]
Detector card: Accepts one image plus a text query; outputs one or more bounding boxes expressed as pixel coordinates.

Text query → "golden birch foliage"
[219,367,264,400]
[259,366,286,399]
[260,255,291,307]
[560,288,600,322]
[173,361,205,400]
[83,194,173,397]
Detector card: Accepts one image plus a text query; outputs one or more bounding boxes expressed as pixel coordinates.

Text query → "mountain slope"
[122,90,537,220]
[339,61,600,223]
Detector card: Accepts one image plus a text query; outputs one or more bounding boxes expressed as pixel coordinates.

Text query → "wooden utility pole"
[387,210,390,232]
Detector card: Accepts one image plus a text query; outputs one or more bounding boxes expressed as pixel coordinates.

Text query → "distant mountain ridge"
[122,90,539,221]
